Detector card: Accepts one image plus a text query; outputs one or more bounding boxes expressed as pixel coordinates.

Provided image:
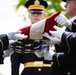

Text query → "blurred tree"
[15,0,66,27]
[16,0,65,17]
[46,0,65,17]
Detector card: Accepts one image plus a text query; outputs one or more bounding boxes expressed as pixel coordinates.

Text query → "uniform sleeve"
[52,32,76,67]
[71,21,76,32]
[0,34,9,52]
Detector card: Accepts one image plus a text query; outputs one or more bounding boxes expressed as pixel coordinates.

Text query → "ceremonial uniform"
[20,40,52,75]
[0,34,9,64]
[0,34,9,52]
[52,0,76,73]
[10,0,55,75]
[52,18,76,75]
[50,27,76,75]
[49,0,76,72]
[0,31,26,64]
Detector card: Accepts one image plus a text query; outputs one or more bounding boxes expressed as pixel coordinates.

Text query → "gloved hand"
[55,14,72,27]
[44,49,55,61]
[11,34,28,40]
[3,49,14,58]
[42,32,60,44]
[35,50,44,58]
[7,30,28,40]
[49,26,65,40]
[7,30,21,40]
[9,40,17,44]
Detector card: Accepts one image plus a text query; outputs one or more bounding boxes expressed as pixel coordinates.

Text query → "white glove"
[11,34,28,40]
[35,50,44,58]
[55,14,71,27]
[9,40,17,44]
[42,33,60,44]
[44,49,55,61]
[7,30,28,40]
[3,49,14,58]
[49,26,65,40]
[7,30,21,40]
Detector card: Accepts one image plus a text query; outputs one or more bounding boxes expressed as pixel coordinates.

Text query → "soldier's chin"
[33,19,41,24]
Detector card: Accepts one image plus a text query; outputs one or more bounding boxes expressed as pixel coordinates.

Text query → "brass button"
[38,68,41,71]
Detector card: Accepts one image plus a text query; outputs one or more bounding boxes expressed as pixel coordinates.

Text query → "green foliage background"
[15,0,67,27]
[16,0,66,27]
[16,0,65,17]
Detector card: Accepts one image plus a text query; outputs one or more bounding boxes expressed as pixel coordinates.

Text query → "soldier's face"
[64,0,76,18]
[28,12,45,24]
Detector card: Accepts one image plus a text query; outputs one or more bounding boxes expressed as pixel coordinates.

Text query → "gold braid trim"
[56,53,61,67]
[66,33,73,54]
[28,5,45,10]
[0,39,3,52]
[56,33,73,67]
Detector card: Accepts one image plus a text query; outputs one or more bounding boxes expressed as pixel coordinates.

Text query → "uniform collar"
[70,16,76,22]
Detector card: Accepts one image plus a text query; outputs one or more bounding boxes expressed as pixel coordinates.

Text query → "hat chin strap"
[28,5,45,11]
